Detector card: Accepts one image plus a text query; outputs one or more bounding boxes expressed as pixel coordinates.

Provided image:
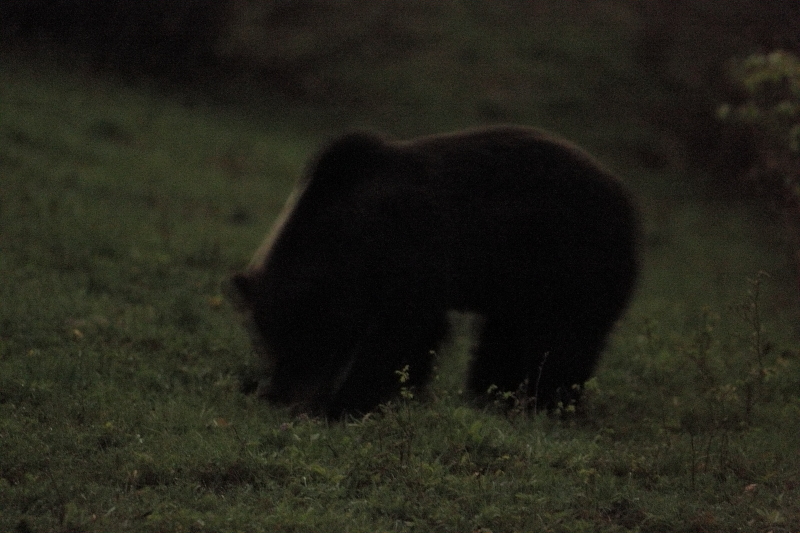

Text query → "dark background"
[2,0,798,184]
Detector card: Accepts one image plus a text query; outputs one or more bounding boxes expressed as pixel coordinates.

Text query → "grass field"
[2,7,799,532]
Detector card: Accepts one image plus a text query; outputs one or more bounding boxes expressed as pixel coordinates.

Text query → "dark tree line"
[2,0,797,183]
[0,0,228,78]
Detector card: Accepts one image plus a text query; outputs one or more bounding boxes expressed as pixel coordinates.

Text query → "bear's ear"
[307,131,390,190]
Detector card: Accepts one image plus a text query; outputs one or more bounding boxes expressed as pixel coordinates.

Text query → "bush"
[718,50,800,199]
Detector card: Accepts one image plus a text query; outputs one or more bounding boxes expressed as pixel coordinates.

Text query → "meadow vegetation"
[1,3,799,532]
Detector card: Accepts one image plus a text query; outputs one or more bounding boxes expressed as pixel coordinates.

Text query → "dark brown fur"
[233,126,639,417]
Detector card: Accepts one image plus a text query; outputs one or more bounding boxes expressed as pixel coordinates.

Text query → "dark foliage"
[635,0,800,179]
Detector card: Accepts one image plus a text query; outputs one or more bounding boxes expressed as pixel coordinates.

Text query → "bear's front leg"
[324,310,448,417]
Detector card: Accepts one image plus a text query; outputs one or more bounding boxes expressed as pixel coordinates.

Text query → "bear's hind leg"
[467,316,603,411]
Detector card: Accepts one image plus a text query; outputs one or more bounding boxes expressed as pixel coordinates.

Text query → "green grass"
[2,9,800,532]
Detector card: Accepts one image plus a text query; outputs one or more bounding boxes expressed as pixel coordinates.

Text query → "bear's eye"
[231,274,253,303]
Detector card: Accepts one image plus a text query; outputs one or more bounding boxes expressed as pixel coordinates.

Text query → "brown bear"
[233,125,639,417]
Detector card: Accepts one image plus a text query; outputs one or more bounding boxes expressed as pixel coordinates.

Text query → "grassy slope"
[1,5,799,533]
